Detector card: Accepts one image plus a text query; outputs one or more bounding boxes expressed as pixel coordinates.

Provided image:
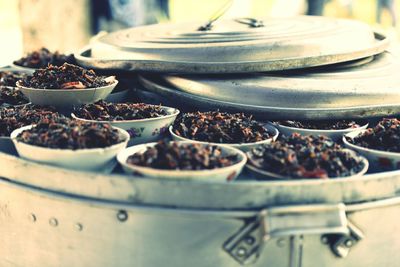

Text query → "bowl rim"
[343,129,400,157]
[270,120,369,134]
[10,124,130,154]
[246,148,369,180]
[168,124,279,148]
[71,105,180,123]
[16,78,118,92]
[117,141,247,176]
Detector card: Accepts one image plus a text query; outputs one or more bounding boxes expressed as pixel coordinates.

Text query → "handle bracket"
[224,203,354,265]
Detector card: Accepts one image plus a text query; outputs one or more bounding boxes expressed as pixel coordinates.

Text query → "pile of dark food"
[16,117,125,149]
[19,63,112,89]
[13,48,75,68]
[173,111,272,144]
[346,118,400,152]
[74,100,168,121]
[0,87,29,106]
[276,119,362,130]
[248,133,365,179]
[0,71,27,87]
[126,140,239,170]
[0,105,59,137]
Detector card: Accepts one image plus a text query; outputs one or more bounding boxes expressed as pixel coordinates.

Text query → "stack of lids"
[76,16,398,119]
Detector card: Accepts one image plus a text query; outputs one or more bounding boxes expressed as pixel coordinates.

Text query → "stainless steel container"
[76,16,388,73]
[1,147,400,267]
[2,16,400,267]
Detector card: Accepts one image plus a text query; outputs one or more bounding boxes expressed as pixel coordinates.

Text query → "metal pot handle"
[224,203,363,265]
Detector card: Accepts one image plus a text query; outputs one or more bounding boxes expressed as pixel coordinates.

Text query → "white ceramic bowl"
[72,106,179,146]
[117,141,247,182]
[169,124,279,152]
[271,121,369,141]
[344,130,400,171]
[246,148,369,180]
[16,78,118,109]
[11,124,129,172]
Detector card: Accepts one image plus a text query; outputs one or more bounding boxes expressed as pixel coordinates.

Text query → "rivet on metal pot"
[49,218,58,227]
[75,223,83,232]
[117,210,128,222]
[345,239,353,248]
[321,235,330,244]
[236,247,247,258]
[276,238,286,247]
[29,213,36,222]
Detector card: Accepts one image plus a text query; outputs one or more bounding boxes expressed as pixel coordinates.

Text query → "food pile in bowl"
[344,118,400,171]
[74,100,169,121]
[117,140,246,181]
[15,63,117,108]
[247,133,368,179]
[13,47,75,69]
[73,100,179,145]
[15,117,123,149]
[272,119,368,141]
[19,63,112,90]
[0,71,29,106]
[171,111,278,151]
[11,117,129,171]
[0,105,60,137]
[276,119,362,130]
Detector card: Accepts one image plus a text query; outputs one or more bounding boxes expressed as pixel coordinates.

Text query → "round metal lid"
[138,52,400,120]
[76,16,388,73]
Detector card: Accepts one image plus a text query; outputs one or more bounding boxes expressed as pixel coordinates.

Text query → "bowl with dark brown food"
[12,47,75,71]
[0,105,60,137]
[247,133,368,180]
[344,118,400,171]
[16,63,117,108]
[72,100,179,145]
[170,111,279,152]
[0,71,30,106]
[117,140,246,182]
[271,119,368,141]
[10,117,129,171]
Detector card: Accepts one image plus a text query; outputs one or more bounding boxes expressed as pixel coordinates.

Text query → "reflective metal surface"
[1,177,400,267]
[75,16,388,73]
[138,73,400,120]
[2,138,400,210]
[160,52,400,109]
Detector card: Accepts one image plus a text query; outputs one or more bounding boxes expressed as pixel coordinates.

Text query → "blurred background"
[1,0,399,66]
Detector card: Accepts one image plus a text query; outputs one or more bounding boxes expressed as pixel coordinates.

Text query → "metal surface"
[160,52,400,109]
[1,177,400,267]
[2,138,400,210]
[138,74,400,120]
[75,16,388,73]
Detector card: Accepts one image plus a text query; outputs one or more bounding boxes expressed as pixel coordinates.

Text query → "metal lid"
[139,52,400,120]
[76,16,388,73]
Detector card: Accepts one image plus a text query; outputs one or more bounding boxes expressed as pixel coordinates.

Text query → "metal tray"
[75,16,388,73]
[138,72,400,120]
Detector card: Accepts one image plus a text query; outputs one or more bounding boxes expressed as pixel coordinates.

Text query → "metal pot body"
[1,179,400,267]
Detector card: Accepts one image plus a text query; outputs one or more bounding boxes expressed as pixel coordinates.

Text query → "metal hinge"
[223,204,350,265]
[322,221,364,258]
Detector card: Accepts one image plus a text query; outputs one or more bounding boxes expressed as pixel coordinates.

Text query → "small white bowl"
[16,78,118,109]
[117,141,247,182]
[169,124,279,152]
[11,124,129,172]
[344,130,400,171]
[271,121,368,141]
[72,105,180,146]
[246,148,369,180]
